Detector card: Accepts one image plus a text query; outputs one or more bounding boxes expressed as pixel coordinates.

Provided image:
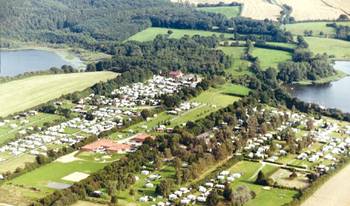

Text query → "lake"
[291,61,350,113]
[0,49,82,77]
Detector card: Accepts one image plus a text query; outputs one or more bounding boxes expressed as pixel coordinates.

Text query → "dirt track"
[302,163,350,206]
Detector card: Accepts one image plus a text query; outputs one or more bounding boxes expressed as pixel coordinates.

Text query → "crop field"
[284,21,350,37]
[252,48,292,70]
[127,27,232,42]
[219,46,252,76]
[302,163,350,206]
[172,0,350,21]
[0,152,121,203]
[0,72,117,117]
[197,6,241,18]
[0,112,64,145]
[305,37,350,60]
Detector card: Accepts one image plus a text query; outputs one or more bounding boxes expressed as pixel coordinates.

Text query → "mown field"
[127,27,232,42]
[284,21,350,37]
[305,37,350,60]
[252,48,292,70]
[197,6,241,18]
[0,72,117,117]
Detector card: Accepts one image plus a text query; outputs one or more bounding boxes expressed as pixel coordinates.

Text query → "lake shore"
[293,70,349,86]
[1,46,85,70]
[302,162,350,206]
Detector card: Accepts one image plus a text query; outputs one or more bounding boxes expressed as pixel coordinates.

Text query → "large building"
[82,139,132,153]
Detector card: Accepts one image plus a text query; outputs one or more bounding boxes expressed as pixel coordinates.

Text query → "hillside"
[172,0,350,21]
[0,0,207,48]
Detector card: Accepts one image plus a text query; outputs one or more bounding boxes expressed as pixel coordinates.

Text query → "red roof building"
[131,133,153,143]
[82,139,132,153]
[169,71,184,79]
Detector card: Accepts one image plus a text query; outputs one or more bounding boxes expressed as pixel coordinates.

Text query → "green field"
[219,46,252,76]
[305,37,350,60]
[0,72,117,117]
[3,152,121,200]
[128,27,232,42]
[252,48,292,70]
[197,6,241,18]
[284,21,350,37]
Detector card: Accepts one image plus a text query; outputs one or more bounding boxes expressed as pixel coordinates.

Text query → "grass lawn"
[219,46,252,76]
[127,27,232,42]
[252,48,292,70]
[197,6,241,18]
[305,37,350,60]
[0,112,64,145]
[0,72,117,117]
[4,152,121,200]
[283,21,350,37]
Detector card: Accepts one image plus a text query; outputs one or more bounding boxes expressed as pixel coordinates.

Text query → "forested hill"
[1,0,290,50]
[0,0,202,48]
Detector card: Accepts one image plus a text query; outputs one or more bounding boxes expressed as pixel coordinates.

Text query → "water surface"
[0,49,79,76]
[291,61,350,113]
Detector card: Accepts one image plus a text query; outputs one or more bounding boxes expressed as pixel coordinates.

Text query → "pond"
[290,61,350,113]
[0,49,83,77]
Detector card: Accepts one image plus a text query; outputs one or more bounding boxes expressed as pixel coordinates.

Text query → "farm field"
[284,21,350,37]
[302,163,350,206]
[252,48,292,70]
[197,6,241,18]
[127,27,232,42]
[0,72,117,117]
[171,0,350,21]
[305,37,350,60]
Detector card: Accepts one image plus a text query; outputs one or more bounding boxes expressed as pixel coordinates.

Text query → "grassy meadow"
[305,37,350,60]
[284,21,350,37]
[197,6,241,18]
[0,72,117,117]
[127,27,232,42]
[252,48,292,70]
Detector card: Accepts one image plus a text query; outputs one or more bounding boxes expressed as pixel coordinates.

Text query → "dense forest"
[87,35,230,78]
[0,0,196,48]
[1,0,292,49]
